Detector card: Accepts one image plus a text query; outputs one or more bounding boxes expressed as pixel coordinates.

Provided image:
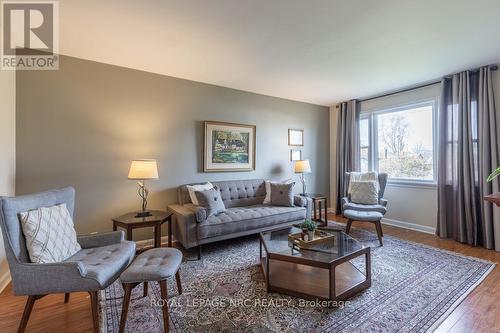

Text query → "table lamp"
[294,159,311,196]
[128,159,159,217]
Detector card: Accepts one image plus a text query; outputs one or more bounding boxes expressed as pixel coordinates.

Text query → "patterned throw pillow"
[350,181,379,205]
[19,203,81,264]
[270,182,295,207]
[194,186,226,217]
[187,182,214,205]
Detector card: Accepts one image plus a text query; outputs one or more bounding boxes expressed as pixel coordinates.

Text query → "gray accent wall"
[16,55,329,239]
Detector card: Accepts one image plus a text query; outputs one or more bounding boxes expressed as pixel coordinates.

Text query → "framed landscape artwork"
[288,129,304,146]
[204,121,256,172]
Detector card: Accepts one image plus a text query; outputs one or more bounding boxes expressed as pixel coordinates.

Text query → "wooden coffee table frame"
[259,232,371,302]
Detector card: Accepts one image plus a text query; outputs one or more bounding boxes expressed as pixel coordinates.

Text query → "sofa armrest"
[11,261,88,296]
[294,195,307,207]
[294,195,312,220]
[380,198,388,207]
[184,203,207,223]
[77,231,124,249]
[168,204,199,249]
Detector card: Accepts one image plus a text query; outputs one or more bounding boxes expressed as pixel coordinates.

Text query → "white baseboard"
[0,271,11,293]
[381,217,436,235]
[135,235,173,248]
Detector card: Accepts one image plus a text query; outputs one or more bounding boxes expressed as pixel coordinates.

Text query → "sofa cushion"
[270,182,295,207]
[186,182,213,205]
[195,187,226,217]
[198,205,305,239]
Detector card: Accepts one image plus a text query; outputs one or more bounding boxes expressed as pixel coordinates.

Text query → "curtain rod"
[336,64,498,106]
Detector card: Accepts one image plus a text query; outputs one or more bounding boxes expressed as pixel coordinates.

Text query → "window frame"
[360,99,438,187]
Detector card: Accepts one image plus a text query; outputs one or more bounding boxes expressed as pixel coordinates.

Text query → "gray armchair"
[0,187,136,332]
[341,172,388,246]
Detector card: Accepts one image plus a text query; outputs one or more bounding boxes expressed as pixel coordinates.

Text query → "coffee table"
[259,226,371,301]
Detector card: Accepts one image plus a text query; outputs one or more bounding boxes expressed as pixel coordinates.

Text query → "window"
[360,101,437,184]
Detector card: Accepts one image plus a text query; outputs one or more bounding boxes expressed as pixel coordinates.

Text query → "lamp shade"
[294,159,311,173]
[128,159,159,180]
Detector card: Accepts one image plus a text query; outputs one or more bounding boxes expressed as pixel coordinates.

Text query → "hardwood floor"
[0,215,498,332]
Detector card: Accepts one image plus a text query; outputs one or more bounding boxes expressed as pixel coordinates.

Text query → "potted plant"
[300,220,317,241]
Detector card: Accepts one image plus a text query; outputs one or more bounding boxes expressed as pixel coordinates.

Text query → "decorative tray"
[288,229,336,250]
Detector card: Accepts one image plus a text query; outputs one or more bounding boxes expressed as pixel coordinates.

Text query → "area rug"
[99,223,495,333]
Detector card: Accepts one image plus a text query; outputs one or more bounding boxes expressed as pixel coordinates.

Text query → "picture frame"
[288,129,304,146]
[290,149,302,161]
[204,121,256,172]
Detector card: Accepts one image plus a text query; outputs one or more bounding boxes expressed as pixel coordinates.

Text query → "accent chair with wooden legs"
[0,187,136,332]
[341,172,389,246]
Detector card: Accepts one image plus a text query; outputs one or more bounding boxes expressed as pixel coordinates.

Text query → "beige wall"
[0,70,16,291]
[16,55,330,240]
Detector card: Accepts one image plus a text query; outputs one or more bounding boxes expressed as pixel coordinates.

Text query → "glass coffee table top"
[260,226,365,264]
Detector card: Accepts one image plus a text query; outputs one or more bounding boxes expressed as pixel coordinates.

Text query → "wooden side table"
[112,210,173,248]
[306,194,328,226]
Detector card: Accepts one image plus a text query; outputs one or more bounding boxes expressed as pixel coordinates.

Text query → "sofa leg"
[197,245,202,260]
[345,219,353,234]
[64,293,70,303]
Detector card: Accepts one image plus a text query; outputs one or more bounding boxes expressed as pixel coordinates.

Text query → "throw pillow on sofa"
[195,186,226,217]
[263,179,293,204]
[270,182,295,207]
[350,181,379,205]
[19,203,81,264]
[187,182,214,205]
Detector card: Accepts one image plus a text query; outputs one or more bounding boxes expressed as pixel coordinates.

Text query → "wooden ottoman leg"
[89,291,99,333]
[175,270,183,295]
[345,219,353,234]
[143,282,148,297]
[119,284,133,333]
[159,280,169,333]
[375,220,384,246]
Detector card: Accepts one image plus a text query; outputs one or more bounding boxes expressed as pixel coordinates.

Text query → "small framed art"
[288,129,304,146]
[290,149,302,161]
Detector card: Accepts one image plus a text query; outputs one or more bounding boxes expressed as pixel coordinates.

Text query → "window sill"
[387,180,437,190]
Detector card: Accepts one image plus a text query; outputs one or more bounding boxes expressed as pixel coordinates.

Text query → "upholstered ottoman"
[343,209,384,246]
[119,248,183,333]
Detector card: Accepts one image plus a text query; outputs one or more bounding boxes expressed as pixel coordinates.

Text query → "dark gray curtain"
[336,100,360,213]
[437,66,500,251]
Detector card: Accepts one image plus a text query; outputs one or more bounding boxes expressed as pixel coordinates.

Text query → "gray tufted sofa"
[168,179,312,259]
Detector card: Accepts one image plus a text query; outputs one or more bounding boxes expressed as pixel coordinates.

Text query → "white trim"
[387,181,437,190]
[135,235,173,249]
[0,271,11,293]
[381,217,436,234]
[427,264,495,333]
[361,99,438,184]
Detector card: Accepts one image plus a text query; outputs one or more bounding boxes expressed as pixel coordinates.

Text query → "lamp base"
[135,211,152,218]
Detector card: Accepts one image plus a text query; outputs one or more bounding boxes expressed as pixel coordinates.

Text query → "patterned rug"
[99,223,495,333]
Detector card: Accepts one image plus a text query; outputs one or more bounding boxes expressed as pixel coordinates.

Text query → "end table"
[306,194,328,226]
[112,210,173,248]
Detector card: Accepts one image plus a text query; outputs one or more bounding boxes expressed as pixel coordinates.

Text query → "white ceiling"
[59,0,500,106]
